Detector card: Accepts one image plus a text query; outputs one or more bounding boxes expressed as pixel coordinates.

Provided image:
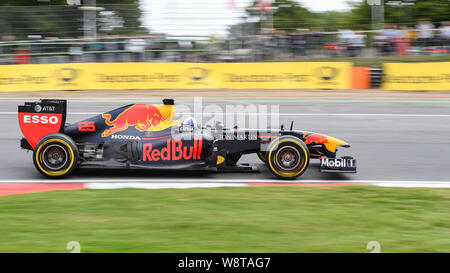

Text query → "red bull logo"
[303,132,328,144]
[142,138,203,161]
[101,104,166,137]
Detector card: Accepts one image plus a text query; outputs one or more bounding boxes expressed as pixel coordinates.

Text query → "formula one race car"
[18,99,356,179]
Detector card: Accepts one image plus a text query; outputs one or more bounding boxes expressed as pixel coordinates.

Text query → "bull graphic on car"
[101,104,167,137]
[302,132,329,144]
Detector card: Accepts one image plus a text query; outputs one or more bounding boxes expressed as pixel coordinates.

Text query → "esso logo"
[23,114,59,125]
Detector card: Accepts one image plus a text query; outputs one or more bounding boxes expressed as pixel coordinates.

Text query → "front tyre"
[257,151,267,163]
[266,136,310,180]
[33,133,78,178]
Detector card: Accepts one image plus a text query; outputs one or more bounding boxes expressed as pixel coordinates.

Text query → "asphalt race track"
[1,97,449,184]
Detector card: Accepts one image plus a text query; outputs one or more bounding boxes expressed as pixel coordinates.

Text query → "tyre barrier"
[369,67,383,89]
[350,66,384,90]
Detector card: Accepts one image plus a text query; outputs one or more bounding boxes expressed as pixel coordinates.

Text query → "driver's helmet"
[182,117,200,128]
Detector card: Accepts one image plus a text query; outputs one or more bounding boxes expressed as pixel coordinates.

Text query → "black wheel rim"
[42,144,68,170]
[275,145,302,172]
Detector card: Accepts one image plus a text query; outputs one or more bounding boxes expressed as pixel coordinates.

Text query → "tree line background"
[235,0,449,35]
[0,0,449,39]
[0,0,145,39]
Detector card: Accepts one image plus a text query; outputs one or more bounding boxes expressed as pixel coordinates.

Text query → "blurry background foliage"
[344,0,450,30]
[231,0,450,33]
[0,0,449,39]
[0,0,146,39]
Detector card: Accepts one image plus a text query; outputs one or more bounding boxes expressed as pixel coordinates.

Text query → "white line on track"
[1,112,450,117]
[1,179,450,188]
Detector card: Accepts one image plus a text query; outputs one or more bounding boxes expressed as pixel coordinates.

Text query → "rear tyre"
[266,136,310,180]
[33,133,78,178]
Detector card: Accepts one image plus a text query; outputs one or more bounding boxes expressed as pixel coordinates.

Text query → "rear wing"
[18,99,67,150]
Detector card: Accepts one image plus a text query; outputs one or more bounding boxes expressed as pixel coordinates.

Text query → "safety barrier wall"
[3,62,448,92]
[351,66,370,89]
[0,62,351,92]
[382,62,450,91]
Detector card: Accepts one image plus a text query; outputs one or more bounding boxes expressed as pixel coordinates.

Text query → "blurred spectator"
[126,38,147,62]
[405,27,417,41]
[260,29,277,60]
[103,36,120,62]
[27,35,42,64]
[163,42,181,62]
[86,38,103,62]
[274,30,290,59]
[307,28,324,56]
[373,29,388,56]
[324,42,343,57]
[374,25,398,56]
[349,31,366,57]
[68,40,83,62]
[416,19,435,52]
[439,22,450,51]
[385,25,400,55]
[178,40,193,62]
[338,29,363,57]
[290,29,307,57]
[3,19,450,65]
[395,26,410,56]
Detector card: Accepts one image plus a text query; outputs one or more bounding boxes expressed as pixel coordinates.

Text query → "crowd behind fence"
[1,21,449,64]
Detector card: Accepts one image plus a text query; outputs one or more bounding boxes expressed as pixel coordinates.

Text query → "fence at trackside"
[0,62,448,92]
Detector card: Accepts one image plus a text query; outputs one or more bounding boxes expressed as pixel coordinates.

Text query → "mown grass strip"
[0,186,448,253]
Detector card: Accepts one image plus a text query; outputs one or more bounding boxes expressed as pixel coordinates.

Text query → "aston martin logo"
[315,66,339,81]
[55,68,78,83]
[186,67,209,82]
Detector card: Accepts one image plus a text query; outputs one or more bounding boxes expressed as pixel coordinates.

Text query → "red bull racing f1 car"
[18,99,356,179]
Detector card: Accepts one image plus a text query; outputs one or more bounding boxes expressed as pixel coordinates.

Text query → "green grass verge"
[0,186,449,253]
[274,55,450,67]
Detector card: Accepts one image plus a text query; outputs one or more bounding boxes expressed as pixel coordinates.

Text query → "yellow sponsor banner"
[0,62,351,92]
[383,62,450,91]
[0,63,215,91]
[218,62,351,89]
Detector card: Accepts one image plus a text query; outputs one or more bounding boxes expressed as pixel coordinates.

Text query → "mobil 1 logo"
[320,157,356,173]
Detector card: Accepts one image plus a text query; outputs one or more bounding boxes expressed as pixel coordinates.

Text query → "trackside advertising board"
[0,62,351,91]
[383,62,450,91]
